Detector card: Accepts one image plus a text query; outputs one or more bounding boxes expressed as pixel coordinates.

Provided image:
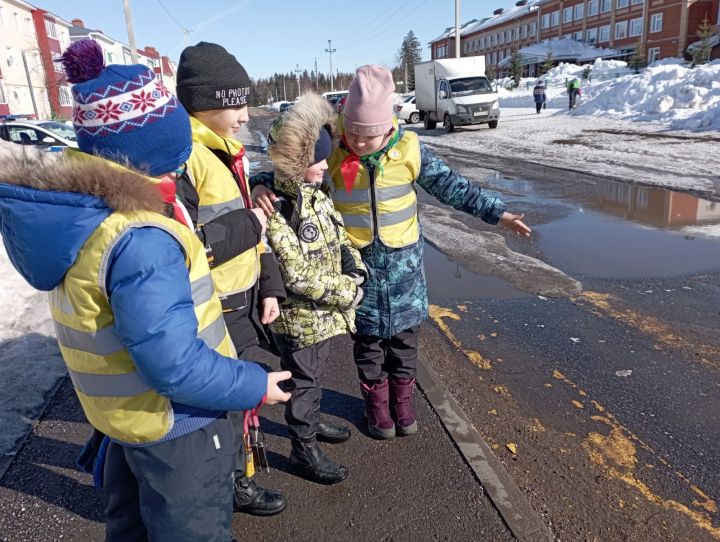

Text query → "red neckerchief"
[230,146,254,208]
[339,135,360,194]
[157,178,189,227]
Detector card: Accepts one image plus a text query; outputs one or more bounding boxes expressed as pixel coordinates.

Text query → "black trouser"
[568,89,578,109]
[280,339,331,441]
[535,101,543,113]
[104,415,235,542]
[352,326,420,386]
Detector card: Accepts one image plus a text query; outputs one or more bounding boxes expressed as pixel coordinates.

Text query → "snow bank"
[498,59,720,132]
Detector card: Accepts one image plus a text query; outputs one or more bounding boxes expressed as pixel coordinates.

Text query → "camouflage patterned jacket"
[265,93,366,353]
[266,181,365,352]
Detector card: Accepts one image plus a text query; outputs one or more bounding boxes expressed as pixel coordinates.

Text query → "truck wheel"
[488,120,499,129]
[408,112,420,124]
[423,114,437,130]
[443,114,455,133]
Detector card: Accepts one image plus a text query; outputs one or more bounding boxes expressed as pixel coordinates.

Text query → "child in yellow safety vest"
[252,65,531,441]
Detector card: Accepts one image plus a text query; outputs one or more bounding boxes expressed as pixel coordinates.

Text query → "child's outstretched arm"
[416,144,531,237]
[267,212,360,309]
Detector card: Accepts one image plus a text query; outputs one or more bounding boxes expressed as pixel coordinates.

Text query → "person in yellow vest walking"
[0,40,290,542]
[253,65,530,441]
[175,42,288,516]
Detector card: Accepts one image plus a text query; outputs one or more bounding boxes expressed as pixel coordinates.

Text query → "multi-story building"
[430,0,720,73]
[0,0,71,119]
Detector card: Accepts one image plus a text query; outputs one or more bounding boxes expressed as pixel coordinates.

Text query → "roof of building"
[429,0,543,44]
[497,38,623,66]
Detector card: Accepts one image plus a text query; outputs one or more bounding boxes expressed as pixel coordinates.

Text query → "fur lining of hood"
[0,149,165,213]
[268,93,336,185]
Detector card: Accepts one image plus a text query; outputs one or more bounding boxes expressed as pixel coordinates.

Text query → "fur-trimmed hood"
[0,149,165,290]
[267,93,336,195]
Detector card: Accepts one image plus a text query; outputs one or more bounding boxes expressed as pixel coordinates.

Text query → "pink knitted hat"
[343,65,395,137]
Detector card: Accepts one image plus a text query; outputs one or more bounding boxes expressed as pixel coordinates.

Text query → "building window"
[513,27,519,40]
[601,0,612,12]
[616,0,629,7]
[615,20,628,39]
[505,30,511,42]
[563,7,574,23]
[0,7,5,27]
[521,24,528,39]
[574,3,584,20]
[629,17,643,37]
[573,30,584,41]
[52,52,64,72]
[648,47,660,63]
[498,32,504,45]
[551,11,560,26]
[588,0,599,16]
[491,52,497,64]
[542,14,551,29]
[599,25,610,42]
[587,27,598,43]
[59,86,72,106]
[0,81,7,104]
[630,0,643,5]
[530,22,537,36]
[650,13,663,33]
[44,19,57,39]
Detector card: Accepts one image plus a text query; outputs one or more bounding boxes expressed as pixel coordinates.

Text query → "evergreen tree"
[539,52,554,75]
[486,64,497,82]
[398,30,423,91]
[691,15,716,66]
[628,41,645,74]
[510,49,523,88]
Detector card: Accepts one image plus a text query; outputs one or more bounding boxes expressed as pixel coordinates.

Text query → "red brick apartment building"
[430,0,720,74]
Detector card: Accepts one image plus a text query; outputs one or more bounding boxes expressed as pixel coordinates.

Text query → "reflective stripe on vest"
[329,129,422,249]
[49,211,236,445]
[187,143,262,298]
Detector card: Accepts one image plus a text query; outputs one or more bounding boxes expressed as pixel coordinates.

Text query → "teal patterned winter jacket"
[343,128,507,338]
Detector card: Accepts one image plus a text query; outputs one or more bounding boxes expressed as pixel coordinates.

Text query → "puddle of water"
[424,243,528,300]
[538,209,720,279]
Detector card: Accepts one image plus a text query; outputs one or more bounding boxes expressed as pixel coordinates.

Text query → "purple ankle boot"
[360,381,396,440]
[390,377,418,436]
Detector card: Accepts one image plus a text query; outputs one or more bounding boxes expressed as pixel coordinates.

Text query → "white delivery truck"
[414,57,500,133]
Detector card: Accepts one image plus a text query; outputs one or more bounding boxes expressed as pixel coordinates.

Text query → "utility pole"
[20,51,39,118]
[282,77,287,102]
[314,57,319,90]
[294,64,302,99]
[455,0,461,58]
[325,39,336,91]
[123,0,139,64]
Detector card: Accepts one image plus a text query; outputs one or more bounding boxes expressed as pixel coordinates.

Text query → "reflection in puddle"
[424,243,528,300]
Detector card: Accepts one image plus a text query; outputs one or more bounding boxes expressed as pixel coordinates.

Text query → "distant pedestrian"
[567,77,581,110]
[533,80,547,114]
[264,93,366,485]
[252,65,531,443]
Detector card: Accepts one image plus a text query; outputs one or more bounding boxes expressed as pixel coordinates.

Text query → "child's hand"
[250,208,268,236]
[252,185,278,218]
[260,297,280,324]
[266,371,292,405]
[500,212,531,237]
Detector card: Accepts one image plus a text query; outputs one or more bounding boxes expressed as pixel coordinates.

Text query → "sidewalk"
[0,335,515,541]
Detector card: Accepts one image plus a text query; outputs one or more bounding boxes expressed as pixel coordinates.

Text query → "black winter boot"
[233,477,287,516]
[289,438,348,485]
[316,421,351,444]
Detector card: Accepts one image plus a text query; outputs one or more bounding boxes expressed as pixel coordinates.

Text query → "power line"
[332,0,413,43]
[342,0,430,51]
[156,0,184,31]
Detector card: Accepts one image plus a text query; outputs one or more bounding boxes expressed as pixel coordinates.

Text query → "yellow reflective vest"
[186,117,262,303]
[328,121,422,249]
[49,210,236,445]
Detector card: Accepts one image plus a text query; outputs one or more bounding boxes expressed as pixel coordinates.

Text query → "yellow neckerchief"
[190,116,243,156]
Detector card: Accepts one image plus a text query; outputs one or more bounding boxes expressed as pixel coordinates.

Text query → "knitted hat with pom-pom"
[57,39,192,176]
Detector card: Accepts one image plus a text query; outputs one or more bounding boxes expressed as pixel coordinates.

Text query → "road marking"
[553,369,720,539]
[429,305,492,370]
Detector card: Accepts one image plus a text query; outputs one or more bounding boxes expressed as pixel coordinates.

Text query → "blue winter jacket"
[0,160,267,441]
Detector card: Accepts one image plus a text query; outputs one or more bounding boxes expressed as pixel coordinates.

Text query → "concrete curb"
[416,360,554,542]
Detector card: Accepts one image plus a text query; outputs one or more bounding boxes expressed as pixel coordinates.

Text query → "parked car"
[279,102,294,112]
[393,96,419,124]
[0,119,78,151]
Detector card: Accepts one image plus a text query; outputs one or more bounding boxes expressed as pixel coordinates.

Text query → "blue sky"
[42,0,521,79]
